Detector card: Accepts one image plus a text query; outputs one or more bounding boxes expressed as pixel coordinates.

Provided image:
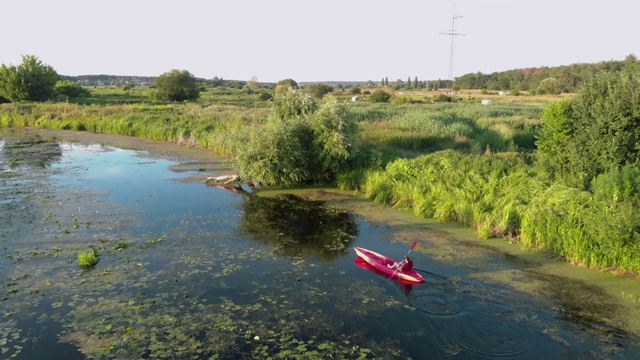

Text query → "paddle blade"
[410,240,418,250]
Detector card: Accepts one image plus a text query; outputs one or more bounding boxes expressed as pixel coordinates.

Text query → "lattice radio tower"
[439,4,465,82]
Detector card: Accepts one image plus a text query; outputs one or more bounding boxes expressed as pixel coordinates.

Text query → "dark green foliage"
[54,80,91,99]
[233,88,361,186]
[305,83,334,98]
[239,194,357,258]
[455,56,632,92]
[0,55,59,102]
[535,99,577,182]
[211,76,224,86]
[276,79,298,88]
[153,69,200,101]
[368,90,391,103]
[259,91,273,101]
[537,78,561,94]
[435,94,452,103]
[536,69,640,188]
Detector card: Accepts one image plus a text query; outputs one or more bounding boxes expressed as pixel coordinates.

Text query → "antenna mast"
[439,4,465,82]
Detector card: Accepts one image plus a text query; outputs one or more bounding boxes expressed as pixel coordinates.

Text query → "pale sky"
[2,0,638,83]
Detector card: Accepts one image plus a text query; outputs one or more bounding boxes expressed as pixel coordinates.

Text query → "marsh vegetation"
[1,129,639,359]
[3,73,639,277]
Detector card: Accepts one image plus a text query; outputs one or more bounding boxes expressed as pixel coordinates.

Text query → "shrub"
[54,80,91,98]
[234,88,361,186]
[369,90,391,103]
[435,94,452,103]
[259,92,273,101]
[153,69,200,101]
[391,96,412,105]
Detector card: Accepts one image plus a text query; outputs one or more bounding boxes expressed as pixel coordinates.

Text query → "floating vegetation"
[77,250,99,268]
[2,128,640,360]
[0,319,23,359]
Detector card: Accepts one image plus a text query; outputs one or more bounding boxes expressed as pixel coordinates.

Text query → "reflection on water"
[239,194,358,260]
[1,128,639,359]
[0,129,62,168]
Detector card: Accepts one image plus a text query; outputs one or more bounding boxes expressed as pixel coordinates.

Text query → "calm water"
[1,128,639,359]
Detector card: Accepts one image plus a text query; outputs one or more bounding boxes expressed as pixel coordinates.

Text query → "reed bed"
[339,150,640,273]
[0,102,268,157]
[354,102,543,154]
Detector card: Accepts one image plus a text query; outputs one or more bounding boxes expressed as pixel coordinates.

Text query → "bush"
[234,88,361,186]
[306,83,334,98]
[259,92,273,101]
[54,80,91,98]
[391,96,412,105]
[435,94,452,102]
[369,90,391,103]
[152,69,200,101]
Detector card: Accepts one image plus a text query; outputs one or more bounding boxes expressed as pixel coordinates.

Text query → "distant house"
[481,99,492,105]
[351,96,360,102]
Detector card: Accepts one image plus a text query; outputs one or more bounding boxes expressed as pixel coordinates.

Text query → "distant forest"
[61,54,638,94]
[456,54,639,93]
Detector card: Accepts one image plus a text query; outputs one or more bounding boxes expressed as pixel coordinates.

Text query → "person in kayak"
[387,255,413,271]
[400,255,413,272]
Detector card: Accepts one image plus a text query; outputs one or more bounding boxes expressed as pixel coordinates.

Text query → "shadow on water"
[239,194,358,261]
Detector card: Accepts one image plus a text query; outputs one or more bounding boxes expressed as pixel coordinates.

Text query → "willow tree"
[234,88,361,186]
[152,69,200,101]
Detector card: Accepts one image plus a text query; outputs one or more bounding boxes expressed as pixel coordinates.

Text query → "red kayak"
[354,246,424,284]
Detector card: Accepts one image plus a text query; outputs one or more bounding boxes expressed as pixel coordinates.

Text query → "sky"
[2,0,639,83]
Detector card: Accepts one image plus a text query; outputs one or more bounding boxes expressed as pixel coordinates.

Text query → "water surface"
[1,128,639,359]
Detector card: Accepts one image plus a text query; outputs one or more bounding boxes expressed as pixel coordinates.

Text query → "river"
[1,127,639,359]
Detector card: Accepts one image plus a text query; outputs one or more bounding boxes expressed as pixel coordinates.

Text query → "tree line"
[455,54,639,94]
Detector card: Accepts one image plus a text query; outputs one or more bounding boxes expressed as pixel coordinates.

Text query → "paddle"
[389,240,418,279]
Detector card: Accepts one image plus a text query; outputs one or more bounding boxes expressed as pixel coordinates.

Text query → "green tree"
[211,76,224,87]
[233,88,361,186]
[305,83,334,98]
[274,78,298,95]
[537,77,561,94]
[0,55,59,102]
[369,89,391,103]
[152,69,200,101]
[536,69,640,188]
